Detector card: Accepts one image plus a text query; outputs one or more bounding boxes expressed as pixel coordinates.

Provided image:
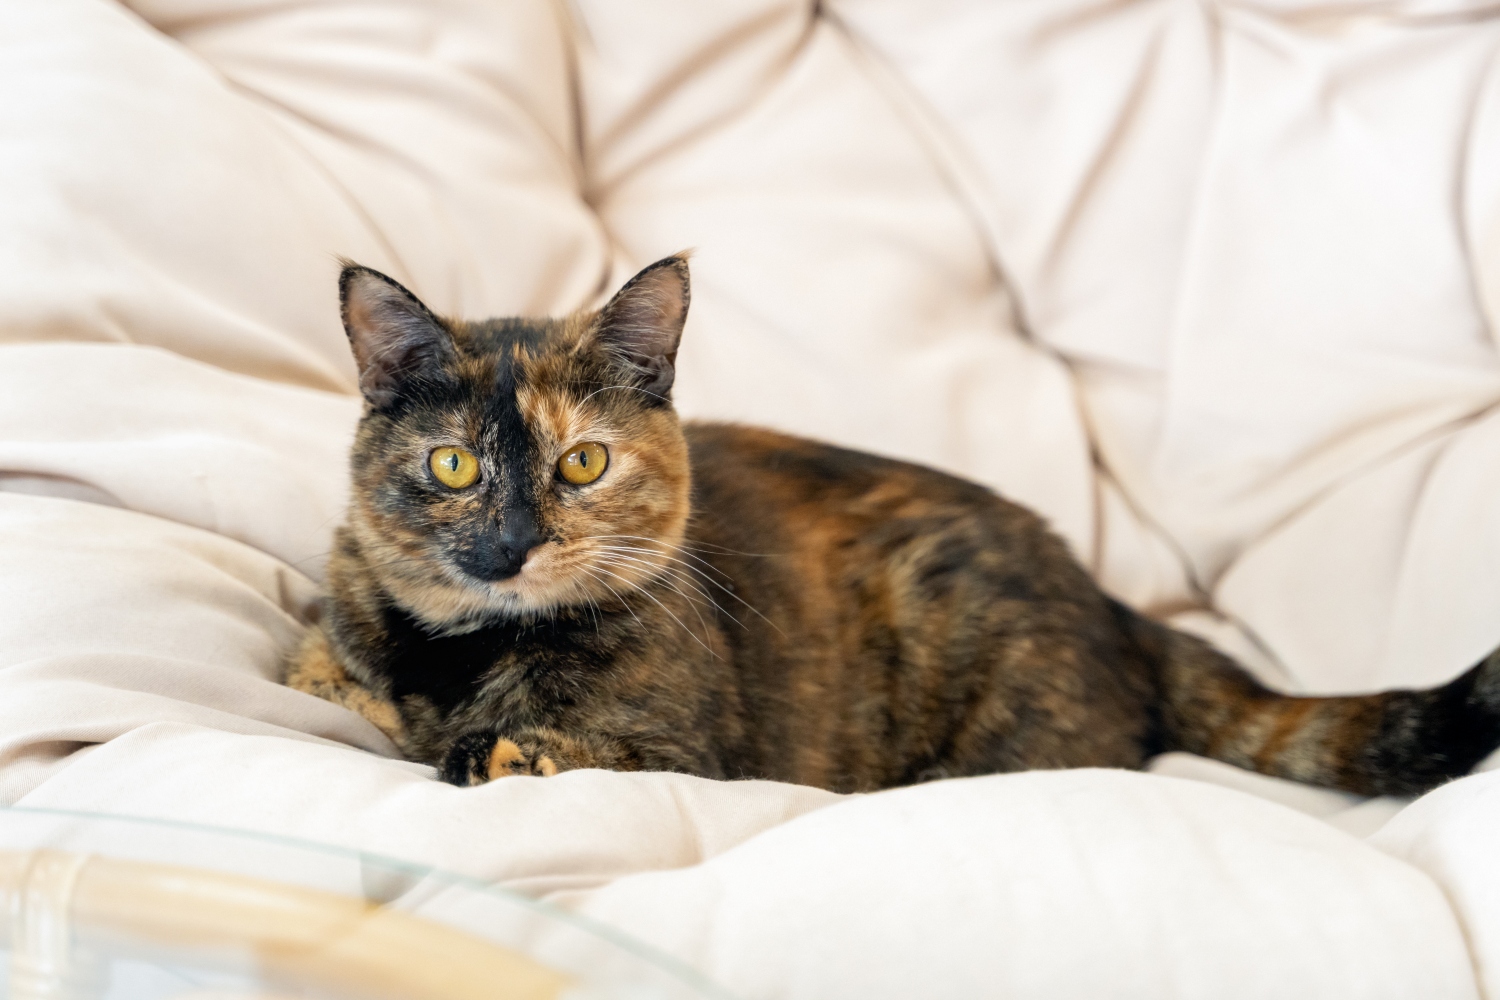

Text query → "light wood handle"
[0,849,571,1000]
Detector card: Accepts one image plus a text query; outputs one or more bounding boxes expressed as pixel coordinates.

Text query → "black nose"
[457,511,545,582]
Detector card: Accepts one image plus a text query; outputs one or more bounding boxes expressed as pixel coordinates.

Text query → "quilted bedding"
[5,0,1500,996]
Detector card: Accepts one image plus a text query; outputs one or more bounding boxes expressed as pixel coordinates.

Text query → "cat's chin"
[383,564,596,636]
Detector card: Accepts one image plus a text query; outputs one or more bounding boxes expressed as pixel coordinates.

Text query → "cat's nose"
[459,513,544,582]
[491,525,544,579]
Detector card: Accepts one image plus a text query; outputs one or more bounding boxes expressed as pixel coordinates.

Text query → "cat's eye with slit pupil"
[429,446,479,489]
[559,442,608,485]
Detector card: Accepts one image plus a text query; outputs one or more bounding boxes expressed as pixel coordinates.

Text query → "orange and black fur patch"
[286,254,1500,796]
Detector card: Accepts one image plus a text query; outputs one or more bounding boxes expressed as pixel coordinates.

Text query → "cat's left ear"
[586,254,691,398]
[339,262,455,409]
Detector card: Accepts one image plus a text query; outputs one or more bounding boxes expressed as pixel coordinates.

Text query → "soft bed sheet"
[5,0,1500,996]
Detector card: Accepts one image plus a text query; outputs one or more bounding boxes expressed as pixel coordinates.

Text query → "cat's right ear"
[339,263,455,409]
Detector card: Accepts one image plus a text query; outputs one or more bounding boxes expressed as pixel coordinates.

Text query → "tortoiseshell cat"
[287,254,1500,796]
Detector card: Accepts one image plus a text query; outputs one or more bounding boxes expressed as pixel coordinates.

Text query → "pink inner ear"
[615,268,686,330]
[597,258,690,360]
[343,277,393,372]
[340,266,452,405]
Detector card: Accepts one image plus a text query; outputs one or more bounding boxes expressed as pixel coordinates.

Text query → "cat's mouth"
[457,540,664,614]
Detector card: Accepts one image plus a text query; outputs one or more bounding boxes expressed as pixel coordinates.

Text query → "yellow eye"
[429,446,479,489]
[558,442,608,485]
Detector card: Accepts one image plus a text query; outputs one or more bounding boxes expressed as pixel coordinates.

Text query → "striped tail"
[1115,601,1500,796]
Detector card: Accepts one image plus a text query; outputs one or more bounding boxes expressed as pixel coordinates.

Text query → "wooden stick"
[0,849,570,1000]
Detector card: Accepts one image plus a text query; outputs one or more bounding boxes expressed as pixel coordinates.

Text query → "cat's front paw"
[440,731,559,786]
[286,630,408,750]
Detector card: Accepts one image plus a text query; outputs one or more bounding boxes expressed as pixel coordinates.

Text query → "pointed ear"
[339,263,455,409]
[587,254,691,398]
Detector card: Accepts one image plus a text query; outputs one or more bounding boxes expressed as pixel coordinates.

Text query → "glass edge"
[0,804,743,1000]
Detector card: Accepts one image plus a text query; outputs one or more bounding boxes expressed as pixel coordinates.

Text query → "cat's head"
[338,255,693,631]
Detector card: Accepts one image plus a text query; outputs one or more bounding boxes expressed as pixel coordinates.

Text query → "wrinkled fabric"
[4,0,1500,995]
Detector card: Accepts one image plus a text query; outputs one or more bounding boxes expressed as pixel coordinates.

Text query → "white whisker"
[593,553,718,634]
[586,536,782,635]
[592,549,746,631]
[580,566,646,633]
[578,384,671,407]
[590,565,719,660]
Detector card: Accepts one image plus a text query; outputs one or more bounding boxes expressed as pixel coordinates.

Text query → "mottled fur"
[287,255,1500,796]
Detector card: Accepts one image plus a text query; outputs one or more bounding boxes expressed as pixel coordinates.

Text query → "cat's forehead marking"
[515,379,584,450]
[475,340,539,505]
[508,334,595,448]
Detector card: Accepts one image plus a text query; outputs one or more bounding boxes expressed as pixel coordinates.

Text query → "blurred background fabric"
[4,1,1500,996]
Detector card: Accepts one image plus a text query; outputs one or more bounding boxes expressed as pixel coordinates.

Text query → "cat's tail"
[1113,600,1500,796]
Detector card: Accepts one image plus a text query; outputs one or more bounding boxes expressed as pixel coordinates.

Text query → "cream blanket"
[5,0,1500,996]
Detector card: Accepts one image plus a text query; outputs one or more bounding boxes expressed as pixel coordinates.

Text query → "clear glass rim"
[0,802,740,1000]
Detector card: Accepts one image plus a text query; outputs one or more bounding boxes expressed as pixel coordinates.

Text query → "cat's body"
[289,254,1500,796]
